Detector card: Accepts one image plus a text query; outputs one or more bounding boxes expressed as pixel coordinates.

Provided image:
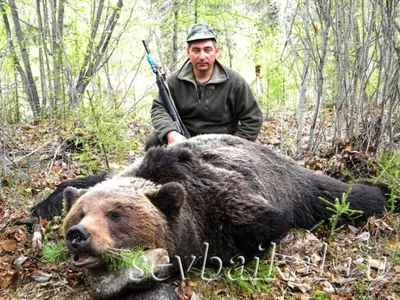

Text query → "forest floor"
[1,113,400,300]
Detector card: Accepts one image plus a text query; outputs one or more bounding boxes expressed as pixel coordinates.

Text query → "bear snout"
[66,224,92,253]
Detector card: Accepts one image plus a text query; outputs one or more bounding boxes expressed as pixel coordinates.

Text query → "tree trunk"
[74,0,123,104]
[194,0,198,23]
[49,0,66,107]
[35,0,48,108]
[40,0,56,109]
[296,0,311,156]
[308,0,331,151]
[171,0,180,72]
[4,0,41,119]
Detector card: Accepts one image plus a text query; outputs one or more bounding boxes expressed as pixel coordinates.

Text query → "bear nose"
[66,225,92,252]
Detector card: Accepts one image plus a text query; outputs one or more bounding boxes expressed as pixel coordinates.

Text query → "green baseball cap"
[186,24,216,42]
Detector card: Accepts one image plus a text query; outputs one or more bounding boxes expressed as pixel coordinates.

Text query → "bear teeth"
[72,253,100,268]
[73,253,88,262]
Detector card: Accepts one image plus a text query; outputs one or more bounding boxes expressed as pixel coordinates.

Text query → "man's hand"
[166,131,187,145]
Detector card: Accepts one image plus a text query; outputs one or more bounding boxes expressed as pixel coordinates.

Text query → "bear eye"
[79,211,85,219]
[108,211,121,221]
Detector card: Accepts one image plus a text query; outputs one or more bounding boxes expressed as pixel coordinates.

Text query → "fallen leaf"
[66,273,79,282]
[311,253,322,264]
[32,272,52,282]
[14,228,27,242]
[389,236,398,246]
[190,292,202,300]
[296,267,309,275]
[188,280,197,287]
[14,256,28,266]
[394,265,400,273]
[214,288,229,295]
[40,218,48,227]
[354,257,364,265]
[0,270,14,289]
[288,281,311,293]
[0,239,17,252]
[292,292,310,299]
[390,293,400,300]
[0,261,10,271]
[344,145,352,151]
[369,259,386,271]
[323,281,335,293]
[355,232,370,242]
[348,225,359,234]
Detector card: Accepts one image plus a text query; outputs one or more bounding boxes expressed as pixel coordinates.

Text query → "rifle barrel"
[143,40,187,137]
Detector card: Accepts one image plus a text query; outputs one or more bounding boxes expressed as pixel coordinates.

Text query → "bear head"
[62,177,186,268]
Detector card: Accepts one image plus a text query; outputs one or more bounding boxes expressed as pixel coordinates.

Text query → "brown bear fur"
[62,134,391,270]
[63,178,171,253]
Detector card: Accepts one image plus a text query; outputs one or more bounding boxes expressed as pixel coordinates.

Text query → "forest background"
[1,0,399,157]
[0,0,400,299]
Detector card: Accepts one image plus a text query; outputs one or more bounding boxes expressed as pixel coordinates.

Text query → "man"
[145,23,263,149]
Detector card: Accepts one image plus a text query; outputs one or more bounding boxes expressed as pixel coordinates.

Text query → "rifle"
[142,40,189,138]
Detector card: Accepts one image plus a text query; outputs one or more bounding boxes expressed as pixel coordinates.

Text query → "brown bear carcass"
[62,134,391,273]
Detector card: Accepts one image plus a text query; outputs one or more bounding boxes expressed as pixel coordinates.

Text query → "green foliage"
[314,290,328,300]
[355,282,368,292]
[319,189,364,237]
[101,247,153,274]
[377,152,400,213]
[66,129,103,174]
[251,21,289,111]
[42,241,69,264]
[41,209,68,264]
[41,240,152,274]
[263,65,287,107]
[67,95,139,174]
[0,54,21,124]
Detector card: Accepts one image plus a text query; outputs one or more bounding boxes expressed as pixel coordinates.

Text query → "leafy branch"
[319,189,363,237]
[41,241,152,274]
[42,241,69,264]
[101,247,153,274]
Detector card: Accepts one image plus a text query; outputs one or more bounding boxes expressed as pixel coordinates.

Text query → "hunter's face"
[187,40,219,73]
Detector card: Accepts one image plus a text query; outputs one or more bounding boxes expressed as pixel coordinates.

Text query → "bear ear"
[145,182,186,219]
[64,187,87,212]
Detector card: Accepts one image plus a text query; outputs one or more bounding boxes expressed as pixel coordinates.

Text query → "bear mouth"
[72,253,102,268]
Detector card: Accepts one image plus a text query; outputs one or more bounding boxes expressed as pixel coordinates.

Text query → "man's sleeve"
[150,78,178,142]
[233,80,264,141]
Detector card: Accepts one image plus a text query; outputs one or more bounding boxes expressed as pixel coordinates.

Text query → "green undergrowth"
[42,241,69,264]
[63,100,145,174]
[102,247,153,274]
[319,189,364,237]
[377,152,400,213]
[41,240,152,274]
[315,151,400,239]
